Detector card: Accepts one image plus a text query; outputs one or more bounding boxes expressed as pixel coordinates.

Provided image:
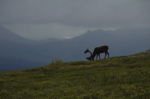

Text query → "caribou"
[84,45,109,60]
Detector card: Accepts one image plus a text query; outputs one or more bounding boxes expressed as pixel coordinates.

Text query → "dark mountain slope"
[0,25,59,63]
[0,56,44,71]
[37,38,59,45]
[0,25,37,44]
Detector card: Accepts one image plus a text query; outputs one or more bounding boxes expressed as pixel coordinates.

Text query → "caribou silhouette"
[84,45,109,60]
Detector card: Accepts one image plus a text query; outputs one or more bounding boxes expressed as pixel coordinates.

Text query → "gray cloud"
[1,0,150,27]
[0,0,150,40]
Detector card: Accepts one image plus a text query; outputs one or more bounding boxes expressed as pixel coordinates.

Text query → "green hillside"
[0,50,150,99]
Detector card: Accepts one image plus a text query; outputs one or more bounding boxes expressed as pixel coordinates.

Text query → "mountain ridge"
[0,25,37,45]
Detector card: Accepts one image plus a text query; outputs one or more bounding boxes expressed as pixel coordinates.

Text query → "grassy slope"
[0,50,150,99]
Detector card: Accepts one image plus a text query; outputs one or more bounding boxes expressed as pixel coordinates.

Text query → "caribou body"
[92,45,109,60]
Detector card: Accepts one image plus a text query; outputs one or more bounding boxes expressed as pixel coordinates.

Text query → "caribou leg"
[104,52,109,59]
[107,52,109,58]
[99,54,101,59]
[96,55,98,60]
[104,52,107,59]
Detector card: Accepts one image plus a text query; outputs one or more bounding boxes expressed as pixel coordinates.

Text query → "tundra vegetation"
[0,50,150,99]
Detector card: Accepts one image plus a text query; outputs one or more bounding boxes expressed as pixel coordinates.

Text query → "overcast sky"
[0,0,150,40]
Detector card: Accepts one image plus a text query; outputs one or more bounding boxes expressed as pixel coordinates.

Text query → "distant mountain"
[0,25,59,45]
[0,25,58,71]
[0,26,150,71]
[0,25,60,62]
[0,56,45,71]
[37,38,59,45]
[0,25,37,45]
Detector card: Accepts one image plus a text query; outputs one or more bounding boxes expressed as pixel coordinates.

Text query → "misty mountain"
[0,25,37,45]
[0,25,60,62]
[0,25,59,71]
[0,26,150,71]
[0,56,44,71]
[37,38,59,45]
